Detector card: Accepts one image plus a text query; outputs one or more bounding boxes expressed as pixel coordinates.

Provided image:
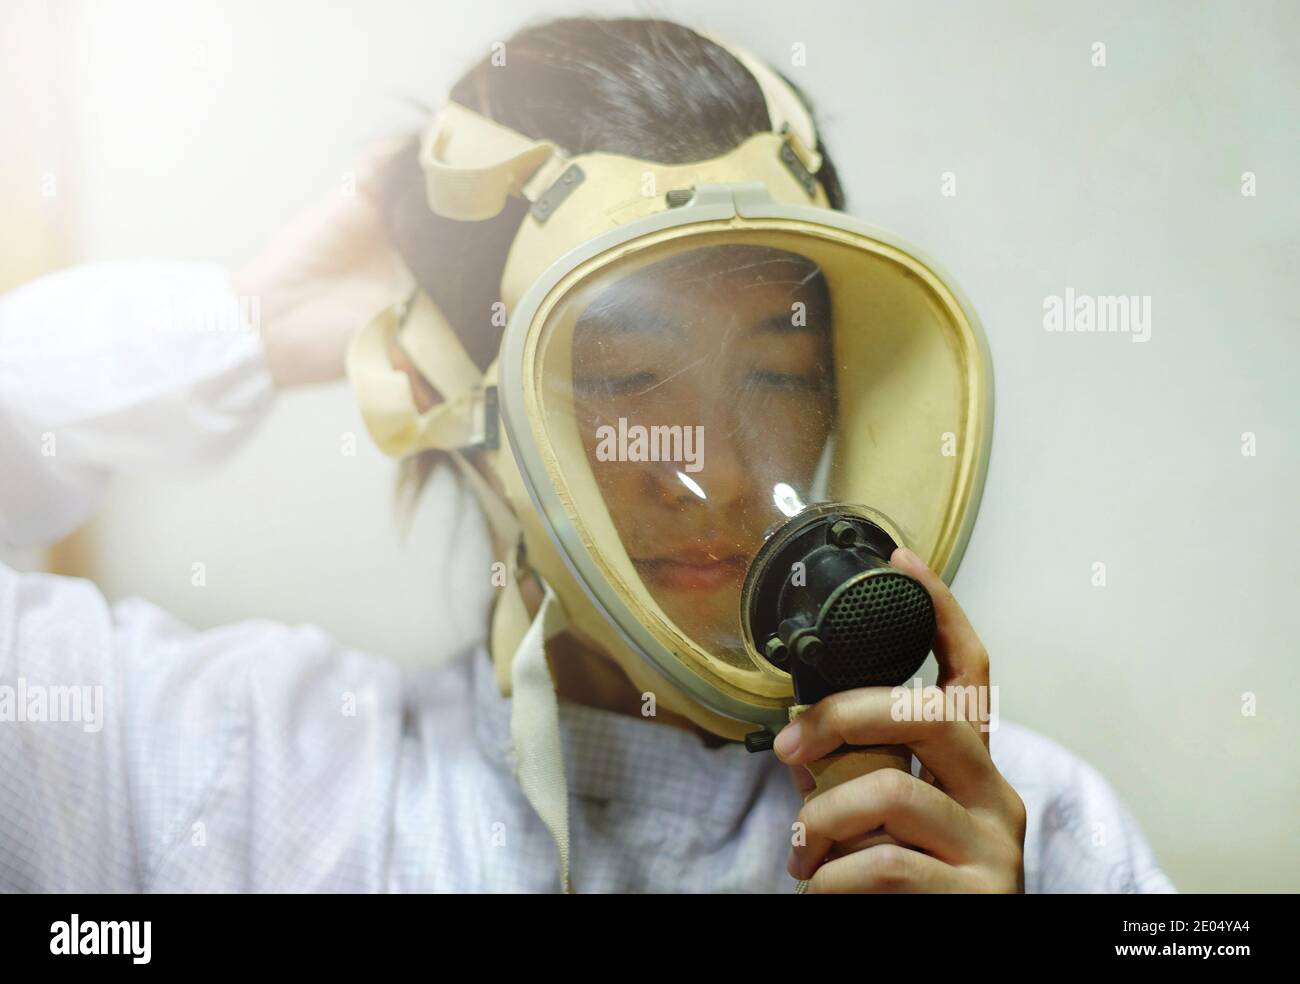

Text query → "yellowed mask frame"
[496,184,993,734]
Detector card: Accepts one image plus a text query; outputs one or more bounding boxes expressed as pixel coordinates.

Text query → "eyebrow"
[575,307,684,340]
[578,312,824,342]
[577,304,826,340]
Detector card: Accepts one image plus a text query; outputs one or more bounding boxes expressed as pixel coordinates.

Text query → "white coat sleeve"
[0,259,275,547]
[0,261,401,893]
[0,562,405,892]
[993,721,1178,893]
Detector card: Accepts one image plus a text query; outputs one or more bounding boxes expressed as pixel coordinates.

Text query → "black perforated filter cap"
[742,506,938,704]
[820,571,936,689]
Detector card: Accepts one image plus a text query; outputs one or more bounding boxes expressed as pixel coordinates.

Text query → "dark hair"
[379,16,847,502]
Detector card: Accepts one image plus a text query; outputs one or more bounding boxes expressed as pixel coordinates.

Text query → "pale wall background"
[3,0,1296,892]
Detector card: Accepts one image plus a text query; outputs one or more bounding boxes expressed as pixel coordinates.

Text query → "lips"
[634,551,748,592]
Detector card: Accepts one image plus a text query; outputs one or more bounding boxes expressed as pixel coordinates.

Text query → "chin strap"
[508,580,574,893]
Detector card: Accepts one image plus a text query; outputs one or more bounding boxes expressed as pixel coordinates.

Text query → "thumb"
[890,546,989,691]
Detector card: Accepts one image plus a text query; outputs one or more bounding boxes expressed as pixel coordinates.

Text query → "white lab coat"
[0,261,1176,892]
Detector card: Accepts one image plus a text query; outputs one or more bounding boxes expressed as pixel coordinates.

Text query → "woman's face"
[568,245,835,657]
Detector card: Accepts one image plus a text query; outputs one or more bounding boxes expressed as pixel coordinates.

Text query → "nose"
[646,415,750,513]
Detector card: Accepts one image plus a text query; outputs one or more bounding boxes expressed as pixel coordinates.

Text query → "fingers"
[788,763,816,796]
[891,547,989,690]
[281,138,408,262]
[774,687,999,808]
[803,843,968,894]
[388,335,440,412]
[790,768,978,879]
[349,135,410,206]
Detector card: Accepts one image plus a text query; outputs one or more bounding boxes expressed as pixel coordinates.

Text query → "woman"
[0,17,1173,893]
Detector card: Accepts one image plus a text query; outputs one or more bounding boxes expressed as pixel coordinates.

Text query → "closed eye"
[573,371,659,397]
[749,369,824,391]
